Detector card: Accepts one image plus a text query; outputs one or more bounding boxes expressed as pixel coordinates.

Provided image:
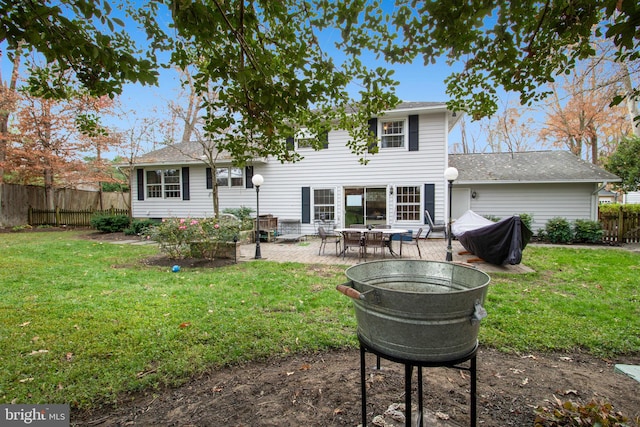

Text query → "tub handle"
[336,282,364,300]
[471,301,488,324]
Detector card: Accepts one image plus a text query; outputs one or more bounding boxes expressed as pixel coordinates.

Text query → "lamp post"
[444,167,458,261]
[252,174,264,259]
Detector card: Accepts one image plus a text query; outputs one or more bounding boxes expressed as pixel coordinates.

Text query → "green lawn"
[1,231,638,409]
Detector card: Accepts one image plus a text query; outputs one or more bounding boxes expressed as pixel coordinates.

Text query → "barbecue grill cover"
[457,216,533,265]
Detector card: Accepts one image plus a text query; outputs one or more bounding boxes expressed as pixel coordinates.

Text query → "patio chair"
[342,231,364,258]
[318,226,341,256]
[399,227,423,258]
[364,231,386,259]
[425,210,447,239]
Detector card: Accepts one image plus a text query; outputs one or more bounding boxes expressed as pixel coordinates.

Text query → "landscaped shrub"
[540,217,573,243]
[124,219,158,236]
[482,214,500,222]
[147,217,242,259]
[573,219,604,243]
[535,396,636,427]
[223,206,255,230]
[599,202,640,216]
[518,213,533,230]
[90,214,131,233]
[223,206,254,221]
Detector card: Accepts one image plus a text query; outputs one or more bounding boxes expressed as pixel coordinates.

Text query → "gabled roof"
[449,151,621,184]
[380,101,460,130]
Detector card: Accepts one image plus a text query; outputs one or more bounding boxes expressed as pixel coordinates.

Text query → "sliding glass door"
[344,187,387,227]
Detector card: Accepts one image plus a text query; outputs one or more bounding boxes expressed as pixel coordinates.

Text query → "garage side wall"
[456,182,597,232]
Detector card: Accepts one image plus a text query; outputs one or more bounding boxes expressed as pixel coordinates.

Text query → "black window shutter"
[367,118,378,153]
[286,136,294,151]
[246,166,254,188]
[137,168,144,201]
[321,130,329,149]
[206,168,212,189]
[423,184,435,224]
[182,167,190,200]
[408,114,419,151]
[302,187,311,224]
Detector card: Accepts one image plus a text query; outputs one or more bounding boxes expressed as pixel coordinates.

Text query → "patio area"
[238,236,534,274]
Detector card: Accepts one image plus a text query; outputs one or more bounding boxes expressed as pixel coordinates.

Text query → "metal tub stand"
[359,337,478,427]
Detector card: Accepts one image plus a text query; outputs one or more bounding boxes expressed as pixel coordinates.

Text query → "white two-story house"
[130,102,459,235]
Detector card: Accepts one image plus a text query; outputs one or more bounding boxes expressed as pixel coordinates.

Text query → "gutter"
[593,182,608,195]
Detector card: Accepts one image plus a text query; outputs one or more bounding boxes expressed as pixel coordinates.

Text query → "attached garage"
[449,151,621,233]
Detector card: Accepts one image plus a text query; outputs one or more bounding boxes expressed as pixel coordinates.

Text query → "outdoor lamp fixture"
[444,167,459,261]
[252,174,264,259]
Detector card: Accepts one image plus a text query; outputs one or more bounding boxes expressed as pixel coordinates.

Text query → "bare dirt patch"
[72,347,639,426]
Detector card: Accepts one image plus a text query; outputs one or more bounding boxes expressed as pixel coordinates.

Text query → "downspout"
[592,182,608,222]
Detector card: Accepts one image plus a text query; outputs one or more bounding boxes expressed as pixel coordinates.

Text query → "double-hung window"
[314,188,335,221]
[381,120,406,148]
[216,167,244,187]
[395,186,421,221]
[146,169,181,198]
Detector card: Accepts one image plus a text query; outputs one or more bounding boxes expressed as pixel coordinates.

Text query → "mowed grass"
[0,231,639,409]
[482,246,640,355]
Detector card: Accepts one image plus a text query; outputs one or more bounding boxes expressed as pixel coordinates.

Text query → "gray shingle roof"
[134,142,233,165]
[449,151,620,183]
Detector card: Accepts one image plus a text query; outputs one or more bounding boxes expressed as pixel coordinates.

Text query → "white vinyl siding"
[131,110,451,234]
[624,191,640,204]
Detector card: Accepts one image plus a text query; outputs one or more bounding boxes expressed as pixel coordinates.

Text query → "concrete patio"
[238,236,534,274]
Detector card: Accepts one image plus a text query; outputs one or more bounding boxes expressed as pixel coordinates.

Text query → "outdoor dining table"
[334,227,409,257]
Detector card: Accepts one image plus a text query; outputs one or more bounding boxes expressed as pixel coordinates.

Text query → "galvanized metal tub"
[337,260,490,362]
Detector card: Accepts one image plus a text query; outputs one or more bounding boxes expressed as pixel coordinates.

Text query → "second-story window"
[381,120,405,148]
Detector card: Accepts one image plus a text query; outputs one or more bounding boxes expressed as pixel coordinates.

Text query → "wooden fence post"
[617,207,624,244]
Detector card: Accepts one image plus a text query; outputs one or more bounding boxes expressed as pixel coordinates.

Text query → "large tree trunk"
[44,167,55,211]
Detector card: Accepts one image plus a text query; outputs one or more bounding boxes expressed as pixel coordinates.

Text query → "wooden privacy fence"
[28,207,130,227]
[599,210,640,244]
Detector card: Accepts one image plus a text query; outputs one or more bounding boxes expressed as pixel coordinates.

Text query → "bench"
[275,219,305,242]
